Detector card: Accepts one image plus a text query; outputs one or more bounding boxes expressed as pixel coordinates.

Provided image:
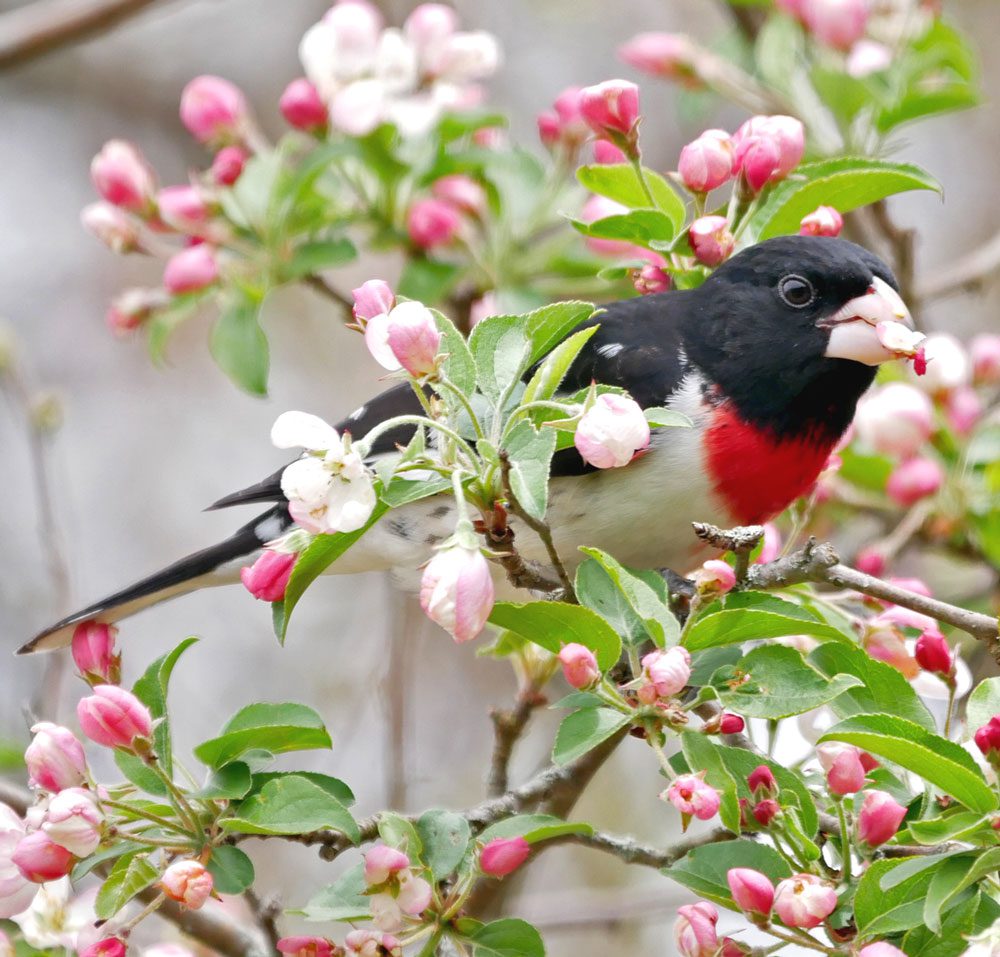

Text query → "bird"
[20,235,915,654]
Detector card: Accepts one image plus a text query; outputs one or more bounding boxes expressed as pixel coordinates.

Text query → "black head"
[681,235,905,440]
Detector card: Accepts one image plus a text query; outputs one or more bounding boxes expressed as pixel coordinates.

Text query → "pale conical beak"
[822,276,920,365]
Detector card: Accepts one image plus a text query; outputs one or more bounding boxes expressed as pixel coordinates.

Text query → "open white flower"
[11,878,98,951]
[272,411,377,534]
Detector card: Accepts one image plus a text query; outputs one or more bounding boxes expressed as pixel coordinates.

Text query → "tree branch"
[917,227,1000,302]
[304,274,356,322]
[486,686,545,798]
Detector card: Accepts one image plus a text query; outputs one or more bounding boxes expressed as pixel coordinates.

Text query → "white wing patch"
[597,342,625,359]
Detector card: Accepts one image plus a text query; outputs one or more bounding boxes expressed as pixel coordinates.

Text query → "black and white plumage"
[21,236,913,654]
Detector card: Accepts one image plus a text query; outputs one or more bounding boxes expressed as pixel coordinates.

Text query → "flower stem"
[834,797,852,885]
[101,798,191,836]
[630,157,659,209]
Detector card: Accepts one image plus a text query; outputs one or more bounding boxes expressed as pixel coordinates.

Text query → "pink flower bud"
[163,244,219,295]
[773,873,838,928]
[431,175,487,216]
[580,194,660,262]
[558,643,600,689]
[864,622,919,678]
[25,721,88,792]
[77,685,153,749]
[853,383,933,459]
[578,79,640,141]
[752,799,780,826]
[857,789,907,848]
[678,130,735,193]
[161,859,214,909]
[106,287,167,336]
[575,393,651,469]
[550,86,589,142]
[281,78,329,132]
[974,716,1000,758]
[72,621,120,684]
[593,140,627,164]
[720,712,745,734]
[80,203,141,254]
[241,549,296,602]
[352,280,395,324]
[665,773,721,821]
[91,140,156,212]
[886,457,944,506]
[180,75,249,145]
[915,630,953,675]
[912,333,970,395]
[854,546,886,577]
[748,765,777,796]
[364,845,410,886]
[858,945,908,957]
[802,0,869,50]
[642,647,691,698]
[345,930,401,957]
[727,867,775,916]
[537,112,562,149]
[674,901,719,957]
[420,543,495,644]
[688,216,735,267]
[756,523,782,564]
[12,831,74,882]
[395,870,432,915]
[733,115,805,191]
[818,743,867,795]
[480,836,530,877]
[157,185,213,235]
[211,146,249,186]
[407,198,462,249]
[799,205,843,237]
[633,264,671,296]
[847,39,892,77]
[619,32,698,83]
[81,938,127,957]
[277,937,337,957]
[404,4,458,61]
[385,301,442,377]
[945,385,982,436]
[469,292,497,328]
[42,787,104,856]
[971,333,1000,384]
[693,559,737,594]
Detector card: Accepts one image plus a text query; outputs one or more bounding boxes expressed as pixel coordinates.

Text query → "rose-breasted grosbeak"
[21,236,914,653]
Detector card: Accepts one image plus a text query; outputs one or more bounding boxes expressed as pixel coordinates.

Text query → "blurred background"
[1,0,998,952]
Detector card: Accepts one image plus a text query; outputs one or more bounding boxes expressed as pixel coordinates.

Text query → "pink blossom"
[857,790,907,847]
[0,806,36,917]
[854,546,886,577]
[42,787,103,856]
[757,523,782,564]
[432,175,487,216]
[727,867,775,916]
[72,622,120,684]
[858,945,908,957]
[211,145,248,185]
[80,203,140,254]
[80,938,127,957]
[665,773,721,821]
[575,393,650,469]
[945,386,983,436]
[802,0,869,50]
[277,937,337,957]
[77,685,153,749]
[161,859,214,909]
[974,716,1000,758]
[12,831,74,883]
[364,845,410,886]
[911,333,970,395]
[674,901,719,957]
[345,930,402,957]
[468,292,497,327]
[847,39,892,77]
[179,75,249,145]
[240,549,296,602]
[419,543,495,643]
[558,643,600,689]
[693,559,736,594]
[748,765,777,796]
[853,383,934,459]
[353,279,395,323]
[642,647,692,698]
[385,301,442,377]
[733,115,805,191]
[688,216,734,267]
[818,743,867,795]
[404,4,458,67]
[799,205,843,237]
[633,264,671,295]
[90,140,156,212]
[281,78,329,131]
[536,112,562,149]
[25,722,88,792]
[578,79,640,141]
[914,629,953,675]
[678,130,734,193]
[773,873,838,928]
[886,457,944,506]
[970,333,1000,383]
[480,836,530,877]
[163,244,219,294]
[619,32,698,82]
[407,198,461,249]
[864,622,919,678]
[157,185,213,235]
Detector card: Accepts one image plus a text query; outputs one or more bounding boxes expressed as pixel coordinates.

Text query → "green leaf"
[809,642,935,730]
[223,774,358,841]
[679,732,740,833]
[488,601,621,671]
[820,714,998,814]
[662,838,790,911]
[515,300,595,367]
[577,164,686,228]
[745,158,941,243]
[503,421,556,521]
[574,557,651,646]
[905,810,992,846]
[194,702,332,768]
[283,238,356,280]
[552,708,630,765]
[683,606,849,651]
[469,315,530,401]
[966,677,1000,733]
[876,83,980,133]
[572,209,677,245]
[855,858,936,936]
[432,309,477,395]
[71,841,146,882]
[924,854,979,933]
[207,845,256,895]
[689,646,743,686]
[578,547,679,647]
[277,499,390,641]
[710,645,862,719]
[478,814,593,844]
[95,853,158,920]
[210,293,270,396]
[522,326,598,404]
[296,863,370,922]
[416,810,471,881]
[382,475,451,508]
[754,13,804,97]
[644,407,693,429]
[251,770,354,806]
[904,890,1000,957]
[397,257,462,305]
[468,918,545,957]
[190,762,253,800]
[378,811,424,856]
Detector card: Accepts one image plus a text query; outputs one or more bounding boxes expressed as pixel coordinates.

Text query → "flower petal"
[271,411,340,451]
[364,314,402,371]
[280,457,332,506]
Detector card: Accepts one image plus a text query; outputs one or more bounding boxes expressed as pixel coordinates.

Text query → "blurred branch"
[486,684,545,797]
[917,227,1000,302]
[0,0,168,70]
[868,200,916,308]
[304,274,356,321]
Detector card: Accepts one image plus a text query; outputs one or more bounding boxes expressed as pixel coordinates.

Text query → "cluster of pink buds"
[742,765,781,828]
[732,115,805,193]
[362,845,433,931]
[406,174,485,250]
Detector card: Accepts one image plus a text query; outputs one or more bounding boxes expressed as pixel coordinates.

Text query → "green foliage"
[223,773,358,840]
[95,852,159,920]
[194,702,332,768]
[552,707,631,765]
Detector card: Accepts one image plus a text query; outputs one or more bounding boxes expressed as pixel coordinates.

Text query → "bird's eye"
[778,275,815,308]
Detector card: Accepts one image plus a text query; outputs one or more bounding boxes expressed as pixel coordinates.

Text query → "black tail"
[18,505,292,654]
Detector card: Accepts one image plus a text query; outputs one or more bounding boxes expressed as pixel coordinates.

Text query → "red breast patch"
[703,403,835,526]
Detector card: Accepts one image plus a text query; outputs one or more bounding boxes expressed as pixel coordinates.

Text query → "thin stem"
[100,798,191,836]
[944,681,957,739]
[630,157,658,208]
[764,923,837,955]
[437,373,486,441]
[834,797,852,885]
[359,414,479,468]
[145,761,200,835]
[117,891,167,934]
[645,724,675,781]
